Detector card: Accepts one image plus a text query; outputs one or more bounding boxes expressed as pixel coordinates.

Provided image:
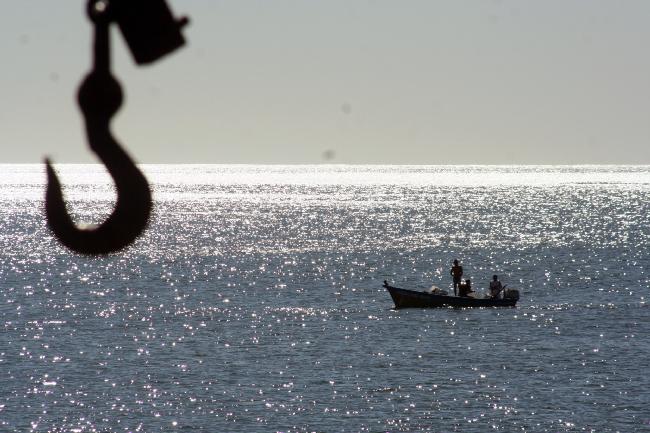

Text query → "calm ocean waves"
[1,164,649,432]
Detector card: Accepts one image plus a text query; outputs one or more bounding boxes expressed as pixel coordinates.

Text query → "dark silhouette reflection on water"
[45,0,188,255]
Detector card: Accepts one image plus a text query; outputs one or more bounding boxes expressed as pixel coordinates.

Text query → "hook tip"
[44,158,60,185]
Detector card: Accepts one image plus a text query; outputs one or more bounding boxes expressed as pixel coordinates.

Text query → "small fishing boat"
[383,281,519,309]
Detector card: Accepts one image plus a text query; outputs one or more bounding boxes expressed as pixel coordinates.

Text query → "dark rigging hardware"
[45,0,189,255]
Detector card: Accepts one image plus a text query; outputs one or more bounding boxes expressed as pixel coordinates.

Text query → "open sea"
[0,164,649,432]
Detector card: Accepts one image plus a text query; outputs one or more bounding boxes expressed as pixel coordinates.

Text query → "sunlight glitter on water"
[1,164,649,432]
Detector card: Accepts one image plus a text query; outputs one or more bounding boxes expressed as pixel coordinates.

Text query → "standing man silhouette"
[450,259,463,296]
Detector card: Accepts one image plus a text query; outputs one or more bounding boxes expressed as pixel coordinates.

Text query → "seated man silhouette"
[489,275,503,299]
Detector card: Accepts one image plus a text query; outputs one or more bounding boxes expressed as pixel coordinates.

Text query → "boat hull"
[384,284,517,309]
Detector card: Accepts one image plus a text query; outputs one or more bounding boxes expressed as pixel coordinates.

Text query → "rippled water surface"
[1,164,649,432]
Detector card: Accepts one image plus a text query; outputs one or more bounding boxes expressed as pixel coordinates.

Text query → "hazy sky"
[2,1,649,164]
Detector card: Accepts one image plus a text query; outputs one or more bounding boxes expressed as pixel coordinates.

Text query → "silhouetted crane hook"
[45,0,188,255]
